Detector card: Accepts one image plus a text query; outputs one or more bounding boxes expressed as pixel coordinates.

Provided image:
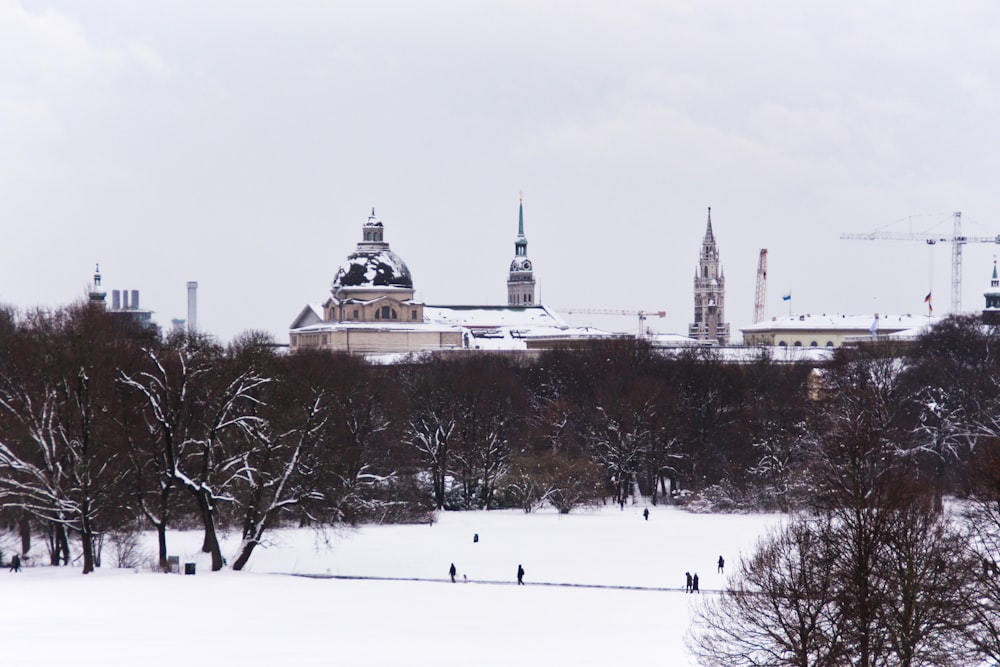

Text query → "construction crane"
[558,308,666,334]
[841,211,1000,314]
[753,249,768,324]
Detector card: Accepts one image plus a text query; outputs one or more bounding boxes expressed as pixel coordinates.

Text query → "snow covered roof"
[424,305,567,328]
[289,303,324,329]
[290,320,463,334]
[741,313,940,333]
[333,249,413,289]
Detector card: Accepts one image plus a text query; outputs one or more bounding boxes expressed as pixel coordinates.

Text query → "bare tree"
[690,516,846,667]
[0,304,147,573]
[401,358,458,509]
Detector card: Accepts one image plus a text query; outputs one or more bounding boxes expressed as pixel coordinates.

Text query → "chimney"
[187,281,198,332]
[112,290,120,310]
[131,290,139,310]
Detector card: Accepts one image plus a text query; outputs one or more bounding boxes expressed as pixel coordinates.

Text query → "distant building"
[688,208,730,345]
[289,208,611,356]
[507,194,536,306]
[88,264,107,305]
[289,210,464,354]
[88,265,155,328]
[741,313,938,348]
[984,260,1000,326]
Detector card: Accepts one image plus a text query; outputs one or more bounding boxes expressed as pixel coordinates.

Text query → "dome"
[333,249,413,289]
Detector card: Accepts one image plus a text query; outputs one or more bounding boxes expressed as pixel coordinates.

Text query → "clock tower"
[689,207,730,345]
[507,194,536,305]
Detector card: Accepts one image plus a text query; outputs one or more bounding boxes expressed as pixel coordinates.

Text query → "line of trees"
[3,302,1000,582]
[690,317,1000,667]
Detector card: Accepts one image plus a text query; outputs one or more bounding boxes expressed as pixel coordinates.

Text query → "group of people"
[447,562,525,585]
[449,524,724,591]
[684,556,724,593]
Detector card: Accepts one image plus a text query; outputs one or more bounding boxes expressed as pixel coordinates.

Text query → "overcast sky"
[4,1,1000,342]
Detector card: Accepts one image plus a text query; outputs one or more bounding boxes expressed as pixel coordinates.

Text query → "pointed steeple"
[992,259,998,288]
[704,206,715,244]
[690,207,729,345]
[514,191,528,258]
[89,263,107,305]
[518,192,525,237]
[508,192,536,306]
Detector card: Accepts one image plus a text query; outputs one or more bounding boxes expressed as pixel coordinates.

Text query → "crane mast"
[753,249,768,324]
[559,308,666,334]
[841,211,1000,314]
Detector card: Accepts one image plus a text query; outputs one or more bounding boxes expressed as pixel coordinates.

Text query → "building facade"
[984,260,1000,325]
[740,313,937,348]
[688,207,730,345]
[289,210,464,354]
[507,195,536,306]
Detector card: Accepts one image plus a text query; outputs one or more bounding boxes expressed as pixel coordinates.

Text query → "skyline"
[4,1,1000,342]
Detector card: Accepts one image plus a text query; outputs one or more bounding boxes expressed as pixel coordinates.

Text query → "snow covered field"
[1,506,781,666]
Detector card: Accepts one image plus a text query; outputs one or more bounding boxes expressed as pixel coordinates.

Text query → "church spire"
[518,192,525,237]
[508,192,536,306]
[689,207,729,345]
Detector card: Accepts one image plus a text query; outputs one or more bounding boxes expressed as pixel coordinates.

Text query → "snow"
[741,313,940,332]
[1,506,782,666]
[423,304,567,328]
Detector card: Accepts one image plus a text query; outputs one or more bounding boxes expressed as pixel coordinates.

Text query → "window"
[793,341,802,347]
[411,310,417,320]
[810,341,818,347]
[826,341,834,347]
[778,341,787,347]
[353,309,359,319]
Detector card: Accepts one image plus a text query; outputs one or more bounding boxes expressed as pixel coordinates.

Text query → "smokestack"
[112,290,120,310]
[187,281,198,332]
[131,290,139,310]
[122,290,130,309]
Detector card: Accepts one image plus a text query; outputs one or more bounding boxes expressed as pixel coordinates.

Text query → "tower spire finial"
[518,192,524,237]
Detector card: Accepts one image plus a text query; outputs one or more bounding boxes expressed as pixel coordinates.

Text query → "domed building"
[289,210,464,353]
[324,208,421,323]
[289,203,604,357]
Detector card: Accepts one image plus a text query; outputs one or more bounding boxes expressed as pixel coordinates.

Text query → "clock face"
[522,260,531,270]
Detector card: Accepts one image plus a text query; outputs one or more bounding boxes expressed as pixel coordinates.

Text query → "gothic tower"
[689,207,730,345]
[984,260,1000,325]
[507,194,536,305]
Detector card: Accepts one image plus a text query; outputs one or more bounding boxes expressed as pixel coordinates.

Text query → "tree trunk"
[81,528,95,574]
[18,515,30,555]
[156,523,168,570]
[194,491,225,571]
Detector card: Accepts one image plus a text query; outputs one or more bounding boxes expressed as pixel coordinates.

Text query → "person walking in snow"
[685,571,692,593]
[9,554,20,573]
[717,555,725,574]
[643,508,649,521]
[517,564,525,585]
[692,573,700,593]
[449,562,457,583]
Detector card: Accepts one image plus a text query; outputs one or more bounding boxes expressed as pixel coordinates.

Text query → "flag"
[924,291,933,314]
[782,292,791,302]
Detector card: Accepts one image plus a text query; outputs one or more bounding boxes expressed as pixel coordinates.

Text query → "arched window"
[826,341,834,347]
[778,341,787,347]
[793,341,802,347]
[810,341,818,347]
